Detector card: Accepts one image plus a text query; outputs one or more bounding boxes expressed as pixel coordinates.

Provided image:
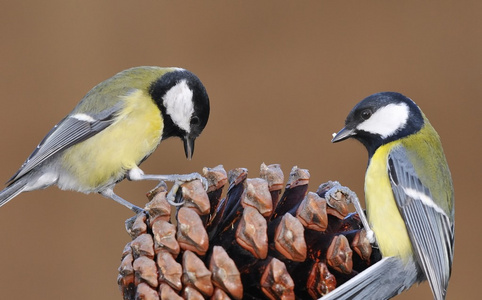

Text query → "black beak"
[183,136,195,160]
[331,127,356,143]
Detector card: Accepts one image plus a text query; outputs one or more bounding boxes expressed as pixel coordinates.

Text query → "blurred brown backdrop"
[0,1,479,299]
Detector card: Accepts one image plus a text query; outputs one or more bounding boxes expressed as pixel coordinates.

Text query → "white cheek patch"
[357,103,409,138]
[162,79,194,133]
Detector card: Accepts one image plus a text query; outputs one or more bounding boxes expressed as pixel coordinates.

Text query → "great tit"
[0,66,210,213]
[325,92,454,299]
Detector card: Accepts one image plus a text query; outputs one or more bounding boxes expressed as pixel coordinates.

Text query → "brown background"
[0,1,479,299]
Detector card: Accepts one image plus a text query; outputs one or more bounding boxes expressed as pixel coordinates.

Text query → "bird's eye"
[191,116,200,125]
[361,110,372,120]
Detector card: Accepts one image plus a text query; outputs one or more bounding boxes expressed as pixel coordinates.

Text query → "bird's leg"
[325,182,376,244]
[100,187,144,214]
[127,167,208,205]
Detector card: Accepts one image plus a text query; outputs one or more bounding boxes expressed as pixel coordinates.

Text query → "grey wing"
[388,146,454,300]
[7,104,122,184]
[319,257,419,300]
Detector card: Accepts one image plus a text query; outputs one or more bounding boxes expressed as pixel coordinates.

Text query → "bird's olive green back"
[72,66,176,114]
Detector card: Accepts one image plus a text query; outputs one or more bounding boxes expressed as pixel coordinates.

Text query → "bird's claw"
[131,205,146,215]
[324,181,355,208]
[154,173,208,207]
[166,180,185,206]
[175,172,209,191]
[325,182,354,205]
[325,181,377,245]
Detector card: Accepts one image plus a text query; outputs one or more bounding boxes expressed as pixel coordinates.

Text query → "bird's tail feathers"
[320,256,421,300]
[0,179,27,208]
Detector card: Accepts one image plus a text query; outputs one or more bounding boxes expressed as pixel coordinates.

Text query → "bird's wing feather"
[388,145,454,300]
[8,103,122,184]
[319,256,418,300]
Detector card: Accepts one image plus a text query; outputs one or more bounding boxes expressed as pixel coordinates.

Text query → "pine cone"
[118,164,381,299]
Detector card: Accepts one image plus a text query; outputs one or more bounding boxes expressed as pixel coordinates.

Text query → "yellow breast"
[60,89,163,191]
[365,142,413,259]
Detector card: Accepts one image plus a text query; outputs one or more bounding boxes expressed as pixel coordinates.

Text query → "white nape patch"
[71,113,95,122]
[357,103,409,138]
[162,79,194,133]
[403,187,448,217]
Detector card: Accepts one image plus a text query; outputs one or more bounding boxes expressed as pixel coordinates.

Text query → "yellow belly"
[365,142,413,259]
[59,90,163,191]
